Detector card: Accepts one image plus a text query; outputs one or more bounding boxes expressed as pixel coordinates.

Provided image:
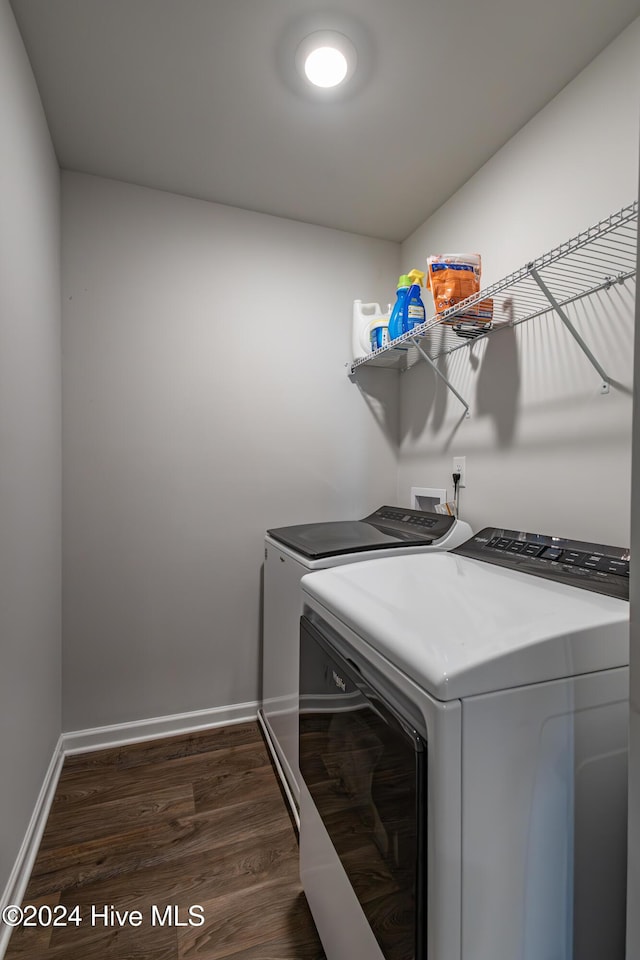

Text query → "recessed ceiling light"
[304,46,348,88]
[296,31,357,91]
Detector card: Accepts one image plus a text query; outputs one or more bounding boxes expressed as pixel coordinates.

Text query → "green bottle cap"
[397,274,411,288]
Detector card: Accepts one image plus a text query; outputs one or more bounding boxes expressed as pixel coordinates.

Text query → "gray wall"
[61,172,399,731]
[398,18,640,546]
[0,0,61,896]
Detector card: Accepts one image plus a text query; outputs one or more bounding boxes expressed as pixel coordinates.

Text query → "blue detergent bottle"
[388,274,411,341]
[404,268,426,331]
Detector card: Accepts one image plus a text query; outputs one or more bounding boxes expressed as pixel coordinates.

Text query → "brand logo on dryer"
[332,670,346,692]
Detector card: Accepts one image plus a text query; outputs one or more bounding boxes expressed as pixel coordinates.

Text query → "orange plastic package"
[426,253,482,319]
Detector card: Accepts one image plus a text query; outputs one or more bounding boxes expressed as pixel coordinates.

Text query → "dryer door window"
[299,615,427,960]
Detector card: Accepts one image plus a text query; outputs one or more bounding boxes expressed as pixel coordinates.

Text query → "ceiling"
[10,0,640,241]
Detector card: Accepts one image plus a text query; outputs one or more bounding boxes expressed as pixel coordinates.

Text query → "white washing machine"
[259,506,472,821]
[298,526,629,960]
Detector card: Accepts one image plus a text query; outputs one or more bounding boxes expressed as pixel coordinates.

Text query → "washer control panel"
[372,506,444,529]
[453,527,629,600]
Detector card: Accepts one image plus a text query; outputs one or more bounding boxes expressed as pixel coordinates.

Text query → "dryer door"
[299,614,427,960]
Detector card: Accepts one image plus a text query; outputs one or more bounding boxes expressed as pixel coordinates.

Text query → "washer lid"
[267,506,455,560]
[301,552,629,701]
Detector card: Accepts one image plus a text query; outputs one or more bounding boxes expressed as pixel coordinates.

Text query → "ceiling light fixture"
[305,46,348,87]
[296,31,357,91]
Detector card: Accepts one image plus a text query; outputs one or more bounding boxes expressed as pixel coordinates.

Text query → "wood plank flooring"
[4,721,325,960]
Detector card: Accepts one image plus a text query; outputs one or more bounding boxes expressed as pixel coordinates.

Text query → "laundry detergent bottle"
[352,300,390,359]
[388,274,411,341]
[404,268,426,331]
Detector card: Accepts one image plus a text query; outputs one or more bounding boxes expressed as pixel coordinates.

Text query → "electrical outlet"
[452,456,466,488]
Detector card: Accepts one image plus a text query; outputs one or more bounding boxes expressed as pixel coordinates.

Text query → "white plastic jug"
[352,300,390,360]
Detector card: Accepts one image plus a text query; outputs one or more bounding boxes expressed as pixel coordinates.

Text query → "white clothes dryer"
[259,506,472,821]
[298,526,629,960]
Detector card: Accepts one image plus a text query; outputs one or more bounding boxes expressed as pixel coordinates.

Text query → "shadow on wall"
[352,366,401,448]
[398,354,466,452]
[400,324,521,449]
[475,324,520,447]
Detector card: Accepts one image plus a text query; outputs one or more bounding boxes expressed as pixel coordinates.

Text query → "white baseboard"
[0,700,259,959]
[0,736,65,959]
[62,699,259,755]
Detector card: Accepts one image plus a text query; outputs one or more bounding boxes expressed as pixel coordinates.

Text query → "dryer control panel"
[453,527,630,600]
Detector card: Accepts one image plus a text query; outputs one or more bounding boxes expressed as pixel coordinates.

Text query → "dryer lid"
[301,549,629,701]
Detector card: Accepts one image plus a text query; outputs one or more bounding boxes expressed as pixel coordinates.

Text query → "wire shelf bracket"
[411,337,471,416]
[528,265,612,392]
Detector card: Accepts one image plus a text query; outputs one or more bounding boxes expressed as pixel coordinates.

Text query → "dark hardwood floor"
[4,721,325,960]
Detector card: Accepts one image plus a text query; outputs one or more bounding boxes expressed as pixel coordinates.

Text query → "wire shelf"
[349,201,638,377]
